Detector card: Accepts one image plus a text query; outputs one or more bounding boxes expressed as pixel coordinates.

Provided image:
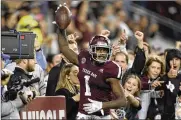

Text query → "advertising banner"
[20,96,66,119]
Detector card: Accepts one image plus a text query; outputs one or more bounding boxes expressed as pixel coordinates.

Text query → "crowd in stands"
[1,1,181,120]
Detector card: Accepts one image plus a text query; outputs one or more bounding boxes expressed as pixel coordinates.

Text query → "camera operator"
[1,55,34,119]
[7,58,40,96]
[4,36,47,96]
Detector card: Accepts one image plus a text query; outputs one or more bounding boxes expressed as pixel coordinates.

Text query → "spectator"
[138,56,165,119]
[112,74,142,120]
[44,53,66,85]
[159,49,181,120]
[1,54,33,119]
[7,58,40,98]
[112,31,146,84]
[46,33,79,96]
[55,63,80,120]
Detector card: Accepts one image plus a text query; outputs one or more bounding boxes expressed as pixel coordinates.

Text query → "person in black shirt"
[46,32,79,96]
[55,63,80,120]
[45,59,66,96]
[160,49,181,120]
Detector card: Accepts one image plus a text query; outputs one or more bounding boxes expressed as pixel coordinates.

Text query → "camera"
[1,30,36,59]
[4,76,40,101]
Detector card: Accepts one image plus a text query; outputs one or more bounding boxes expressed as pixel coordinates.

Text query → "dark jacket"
[160,49,181,120]
[122,47,146,84]
[160,74,181,120]
[46,60,65,96]
[6,67,33,101]
[55,88,79,120]
[7,67,33,90]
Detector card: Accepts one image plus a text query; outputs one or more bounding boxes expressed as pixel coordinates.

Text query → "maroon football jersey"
[78,50,122,116]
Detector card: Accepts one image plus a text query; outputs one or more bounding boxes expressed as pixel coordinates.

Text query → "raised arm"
[131,31,146,74]
[54,4,79,65]
[57,29,78,65]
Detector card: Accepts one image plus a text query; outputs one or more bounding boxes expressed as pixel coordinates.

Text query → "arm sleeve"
[36,49,47,71]
[1,98,23,117]
[155,75,168,91]
[131,47,146,75]
[45,67,60,96]
[38,68,46,96]
[104,61,123,80]
[55,89,77,114]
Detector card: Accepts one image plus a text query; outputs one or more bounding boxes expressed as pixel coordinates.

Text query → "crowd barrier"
[20,96,66,119]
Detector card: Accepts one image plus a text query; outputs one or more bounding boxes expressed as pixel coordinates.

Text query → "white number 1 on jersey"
[84,75,91,96]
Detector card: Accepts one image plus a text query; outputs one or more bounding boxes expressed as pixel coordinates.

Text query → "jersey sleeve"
[103,61,122,80]
[78,50,90,66]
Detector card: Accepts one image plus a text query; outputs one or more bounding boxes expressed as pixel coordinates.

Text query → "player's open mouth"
[98,56,106,59]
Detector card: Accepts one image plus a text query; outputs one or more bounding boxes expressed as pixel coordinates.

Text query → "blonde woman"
[111,74,142,120]
[55,63,80,120]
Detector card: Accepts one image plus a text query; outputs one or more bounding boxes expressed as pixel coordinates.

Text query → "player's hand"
[83,98,103,114]
[134,31,144,49]
[67,32,79,44]
[119,29,128,45]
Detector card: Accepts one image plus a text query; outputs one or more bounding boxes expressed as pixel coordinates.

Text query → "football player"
[57,27,127,119]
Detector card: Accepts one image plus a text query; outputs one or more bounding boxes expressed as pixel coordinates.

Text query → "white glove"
[83,98,103,114]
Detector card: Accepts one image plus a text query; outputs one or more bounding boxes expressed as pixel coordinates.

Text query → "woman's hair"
[56,63,78,94]
[142,56,165,76]
[124,74,141,97]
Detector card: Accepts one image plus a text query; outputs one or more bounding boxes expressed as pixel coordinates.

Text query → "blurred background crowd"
[1,0,181,57]
[1,0,181,120]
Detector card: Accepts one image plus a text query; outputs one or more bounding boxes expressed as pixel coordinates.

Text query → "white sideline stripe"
[112,61,122,79]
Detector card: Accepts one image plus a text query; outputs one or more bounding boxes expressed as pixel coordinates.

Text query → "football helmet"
[89,35,112,63]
